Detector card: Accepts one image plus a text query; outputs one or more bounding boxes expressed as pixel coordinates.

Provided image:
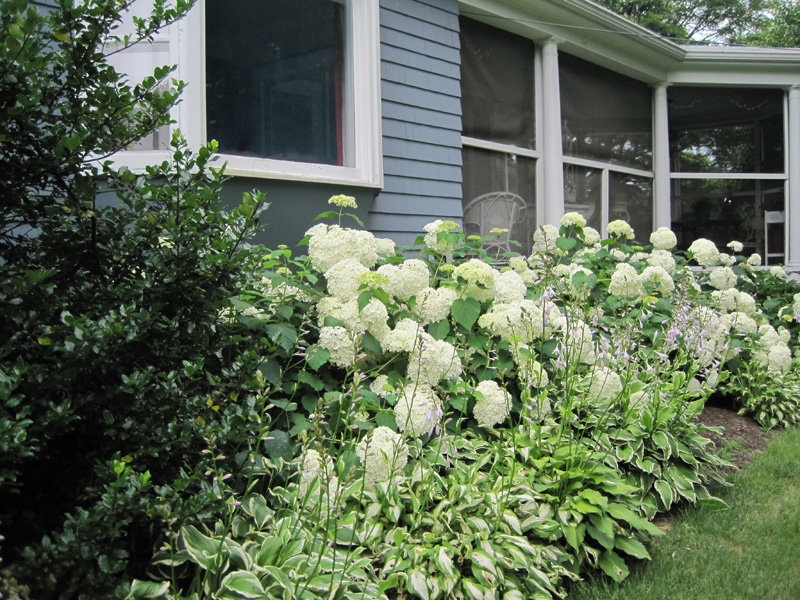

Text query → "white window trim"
[114,0,383,187]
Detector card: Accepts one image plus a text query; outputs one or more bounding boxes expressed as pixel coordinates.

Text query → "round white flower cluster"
[583,226,601,246]
[566,265,594,300]
[473,380,510,427]
[307,224,381,272]
[493,269,527,303]
[640,265,675,296]
[532,224,560,253]
[478,299,560,343]
[793,293,800,321]
[315,297,389,340]
[423,220,458,254]
[607,219,635,240]
[718,253,736,267]
[747,253,762,267]
[647,249,676,275]
[726,311,758,335]
[370,375,393,397]
[377,259,430,301]
[685,306,731,367]
[511,344,549,387]
[325,258,369,300]
[649,227,677,250]
[769,265,787,279]
[727,240,744,253]
[452,259,496,302]
[407,335,462,386]
[688,238,720,267]
[383,318,423,353]
[586,366,623,400]
[298,449,340,505]
[561,212,586,229]
[708,266,738,291]
[558,318,596,364]
[356,426,408,485]
[318,326,358,368]
[328,194,357,208]
[609,263,643,299]
[412,286,458,323]
[394,384,442,437]
[755,344,793,374]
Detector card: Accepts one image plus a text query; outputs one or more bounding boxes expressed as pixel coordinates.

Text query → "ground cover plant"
[566,426,800,600]
[4,2,800,598]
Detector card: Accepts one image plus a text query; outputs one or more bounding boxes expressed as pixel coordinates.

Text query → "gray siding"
[367,0,463,247]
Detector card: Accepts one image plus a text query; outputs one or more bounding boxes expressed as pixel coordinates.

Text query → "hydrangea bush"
[119,201,800,600]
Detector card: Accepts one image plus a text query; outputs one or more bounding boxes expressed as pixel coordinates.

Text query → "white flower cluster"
[708,266,737,291]
[684,306,732,367]
[325,258,369,300]
[688,238,720,267]
[607,220,635,240]
[747,253,762,267]
[793,293,800,321]
[727,240,744,253]
[370,375,393,397]
[356,426,408,485]
[317,326,358,368]
[583,226,601,246]
[383,318,423,353]
[586,366,623,400]
[452,259,496,302]
[307,224,379,272]
[566,265,594,300]
[394,384,443,436]
[560,212,586,229]
[473,380,510,427]
[407,335,462,386]
[493,269,527,303]
[510,344,549,387]
[647,249,676,275]
[770,265,787,279]
[609,263,643,299]
[532,224,560,253]
[315,296,389,341]
[649,227,677,250]
[377,259,430,301]
[478,299,560,343]
[557,318,596,365]
[640,265,675,296]
[754,325,793,373]
[412,286,458,323]
[298,449,340,506]
[423,220,458,254]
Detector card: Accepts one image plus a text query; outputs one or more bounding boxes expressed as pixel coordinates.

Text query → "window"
[110,0,382,186]
[559,53,654,241]
[668,87,786,259]
[459,17,538,255]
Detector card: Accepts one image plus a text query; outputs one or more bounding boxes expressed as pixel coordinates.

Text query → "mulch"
[695,402,777,471]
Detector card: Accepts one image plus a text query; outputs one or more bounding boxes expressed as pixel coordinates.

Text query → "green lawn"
[568,428,800,600]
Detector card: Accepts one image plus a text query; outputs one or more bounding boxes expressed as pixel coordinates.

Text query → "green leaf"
[614,535,651,560]
[653,479,675,510]
[452,297,481,330]
[598,549,630,583]
[181,525,220,569]
[361,330,383,359]
[297,371,324,391]
[218,571,267,599]
[606,503,663,536]
[428,319,450,340]
[263,565,293,590]
[357,289,375,312]
[556,236,578,252]
[265,323,297,352]
[306,347,330,371]
[407,569,430,600]
[126,580,170,599]
[263,430,293,461]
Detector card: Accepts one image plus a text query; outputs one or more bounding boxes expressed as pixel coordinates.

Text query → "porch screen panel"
[206,0,347,165]
[559,53,652,170]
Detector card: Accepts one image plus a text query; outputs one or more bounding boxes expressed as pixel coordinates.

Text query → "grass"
[567,427,800,600]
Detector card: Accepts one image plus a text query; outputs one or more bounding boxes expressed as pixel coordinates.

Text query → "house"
[112,0,800,268]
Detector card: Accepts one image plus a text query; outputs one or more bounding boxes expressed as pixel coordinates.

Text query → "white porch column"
[652,83,672,230]
[541,38,564,227]
[786,85,800,271]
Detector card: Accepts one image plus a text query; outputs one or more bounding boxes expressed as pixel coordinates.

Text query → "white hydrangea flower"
[688,238,720,267]
[726,311,757,335]
[383,318,423,353]
[511,344,549,388]
[747,253,762,267]
[770,265,787,279]
[298,449,340,505]
[423,220,458,254]
[718,253,737,267]
[473,380,511,427]
[566,265,594,300]
[587,367,623,400]
[412,286,458,323]
[317,326,358,368]
[315,296,345,326]
[452,259,496,302]
[532,224,560,253]
[394,384,443,437]
[727,240,744,253]
[325,258,370,300]
[407,335,462,386]
[356,427,408,484]
[493,269,527,304]
[558,318,596,364]
[374,236,397,257]
[478,299,559,343]
[360,297,391,341]
[759,324,780,348]
[649,227,677,250]
[735,291,757,316]
[560,212,586,229]
[609,263,644,299]
[370,375,393,397]
[778,326,792,345]
[378,259,430,301]
[793,293,800,321]
[708,266,737,291]
[710,289,737,312]
[640,265,675,296]
[307,224,379,272]
[607,219,635,240]
[583,226,601,246]
[766,345,792,374]
[647,249,677,275]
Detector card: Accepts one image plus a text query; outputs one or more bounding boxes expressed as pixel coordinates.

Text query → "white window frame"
[112,0,383,188]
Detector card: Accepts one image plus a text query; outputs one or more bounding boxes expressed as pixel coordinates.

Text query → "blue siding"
[367,0,463,244]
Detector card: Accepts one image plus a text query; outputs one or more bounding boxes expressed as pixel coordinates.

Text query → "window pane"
[206,0,347,165]
[668,87,784,174]
[462,147,536,256]
[460,18,535,149]
[559,53,652,170]
[671,179,785,256]
[564,165,602,233]
[610,172,653,244]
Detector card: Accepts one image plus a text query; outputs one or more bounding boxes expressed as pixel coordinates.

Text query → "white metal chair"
[463,191,527,256]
